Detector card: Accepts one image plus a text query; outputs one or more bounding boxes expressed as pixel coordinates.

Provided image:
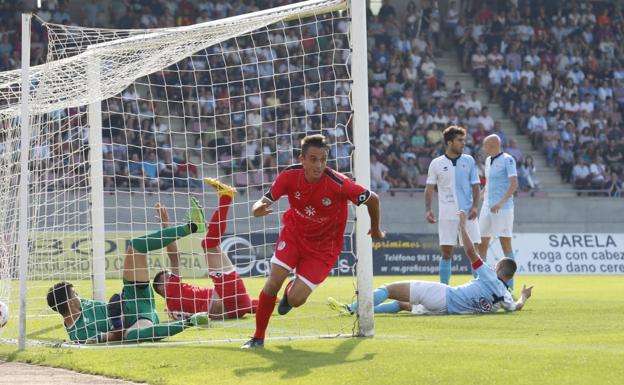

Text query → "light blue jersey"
[484,152,517,209]
[446,260,516,314]
[426,154,480,220]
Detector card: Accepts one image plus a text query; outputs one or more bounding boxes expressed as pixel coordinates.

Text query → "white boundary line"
[1,333,355,350]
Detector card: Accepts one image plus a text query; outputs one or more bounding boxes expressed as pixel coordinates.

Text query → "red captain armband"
[472,259,484,270]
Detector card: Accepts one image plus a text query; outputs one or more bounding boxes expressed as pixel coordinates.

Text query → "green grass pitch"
[1,275,623,385]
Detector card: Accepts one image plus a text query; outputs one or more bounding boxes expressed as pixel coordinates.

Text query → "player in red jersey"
[241,134,384,349]
[152,178,258,320]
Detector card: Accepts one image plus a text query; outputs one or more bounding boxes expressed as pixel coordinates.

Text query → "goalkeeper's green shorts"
[122,279,160,327]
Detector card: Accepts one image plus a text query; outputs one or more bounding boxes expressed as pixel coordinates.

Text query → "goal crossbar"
[0,0,347,117]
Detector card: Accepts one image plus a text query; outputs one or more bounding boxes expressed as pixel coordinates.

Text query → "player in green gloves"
[46,198,209,344]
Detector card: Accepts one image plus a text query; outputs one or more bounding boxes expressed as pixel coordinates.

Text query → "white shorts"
[409,281,448,314]
[479,206,514,238]
[438,218,481,246]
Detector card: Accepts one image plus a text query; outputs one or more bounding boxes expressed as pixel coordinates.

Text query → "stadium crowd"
[1,0,352,192]
[456,0,624,196]
[0,0,622,197]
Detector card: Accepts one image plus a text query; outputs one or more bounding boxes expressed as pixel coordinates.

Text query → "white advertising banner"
[487,233,624,274]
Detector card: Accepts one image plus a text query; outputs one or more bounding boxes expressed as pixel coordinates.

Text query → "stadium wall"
[380,195,624,233]
[100,194,624,233]
[24,194,623,278]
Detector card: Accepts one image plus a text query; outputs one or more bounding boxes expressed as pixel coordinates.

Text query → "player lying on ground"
[46,200,209,343]
[152,178,258,320]
[328,211,533,316]
[242,134,385,349]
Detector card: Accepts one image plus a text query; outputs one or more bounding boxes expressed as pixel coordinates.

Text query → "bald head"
[483,134,502,157]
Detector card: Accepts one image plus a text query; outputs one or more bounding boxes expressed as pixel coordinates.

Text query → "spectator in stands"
[445,1,459,40]
[477,106,494,132]
[383,72,403,101]
[102,152,116,190]
[410,127,426,153]
[421,55,438,91]
[0,34,12,56]
[518,155,538,192]
[466,91,482,112]
[471,124,488,146]
[400,89,415,115]
[428,8,441,51]
[488,60,505,101]
[370,81,384,99]
[386,158,405,189]
[242,139,261,171]
[572,158,592,191]
[128,153,144,190]
[463,108,479,132]
[449,81,465,101]
[377,0,396,23]
[454,0,624,194]
[432,109,449,127]
[506,139,522,163]
[426,123,444,146]
[173,153,200,189]
[402,1,418,38]
[52,2,71,24]
[558,141,575,183]
[142,151,159,191]
[471,47,487,88]
[589,156,608,190]
[491,121,507,147]
[370,153,390,193]
[542,125,559,167]
[604,172,622,197]
[454,93,468,111]
[6,0,621,197]
[402,157,421,189]
[605,140,623,169]
[379,125,394,149]
[527,107,547,149]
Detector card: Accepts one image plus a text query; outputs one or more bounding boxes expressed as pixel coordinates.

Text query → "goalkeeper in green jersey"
[46,198,209,344]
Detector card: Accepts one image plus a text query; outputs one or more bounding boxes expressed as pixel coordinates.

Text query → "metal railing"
[380,187,623,198]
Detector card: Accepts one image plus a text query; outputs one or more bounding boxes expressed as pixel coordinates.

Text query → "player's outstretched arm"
[364,191,385,239]
[513,284,533,311]
[252,197,274,217]
[155,203,180,276]
[458,211,480,264]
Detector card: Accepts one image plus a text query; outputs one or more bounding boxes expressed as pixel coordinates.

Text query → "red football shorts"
[271,227,340,289]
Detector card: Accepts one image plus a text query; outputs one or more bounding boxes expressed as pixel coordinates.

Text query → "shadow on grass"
[229,337,375,379]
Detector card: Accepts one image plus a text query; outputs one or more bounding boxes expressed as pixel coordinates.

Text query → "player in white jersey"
[425,125,481,284]
[328,211,533,316]
[478,135,518,290]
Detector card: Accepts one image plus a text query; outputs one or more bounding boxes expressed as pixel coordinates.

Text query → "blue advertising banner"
[371,234,472,275]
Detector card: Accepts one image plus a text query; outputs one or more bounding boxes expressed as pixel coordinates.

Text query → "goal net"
[0,0,372,347]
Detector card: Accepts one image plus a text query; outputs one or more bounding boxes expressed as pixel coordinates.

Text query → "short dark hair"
[47,282,74,315]
[301,134,328,155]
[498,257,517,279]
[443,125,466,145]
[152,270,168,293]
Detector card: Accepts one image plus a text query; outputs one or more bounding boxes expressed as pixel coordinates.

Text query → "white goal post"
[0,0,373,347]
